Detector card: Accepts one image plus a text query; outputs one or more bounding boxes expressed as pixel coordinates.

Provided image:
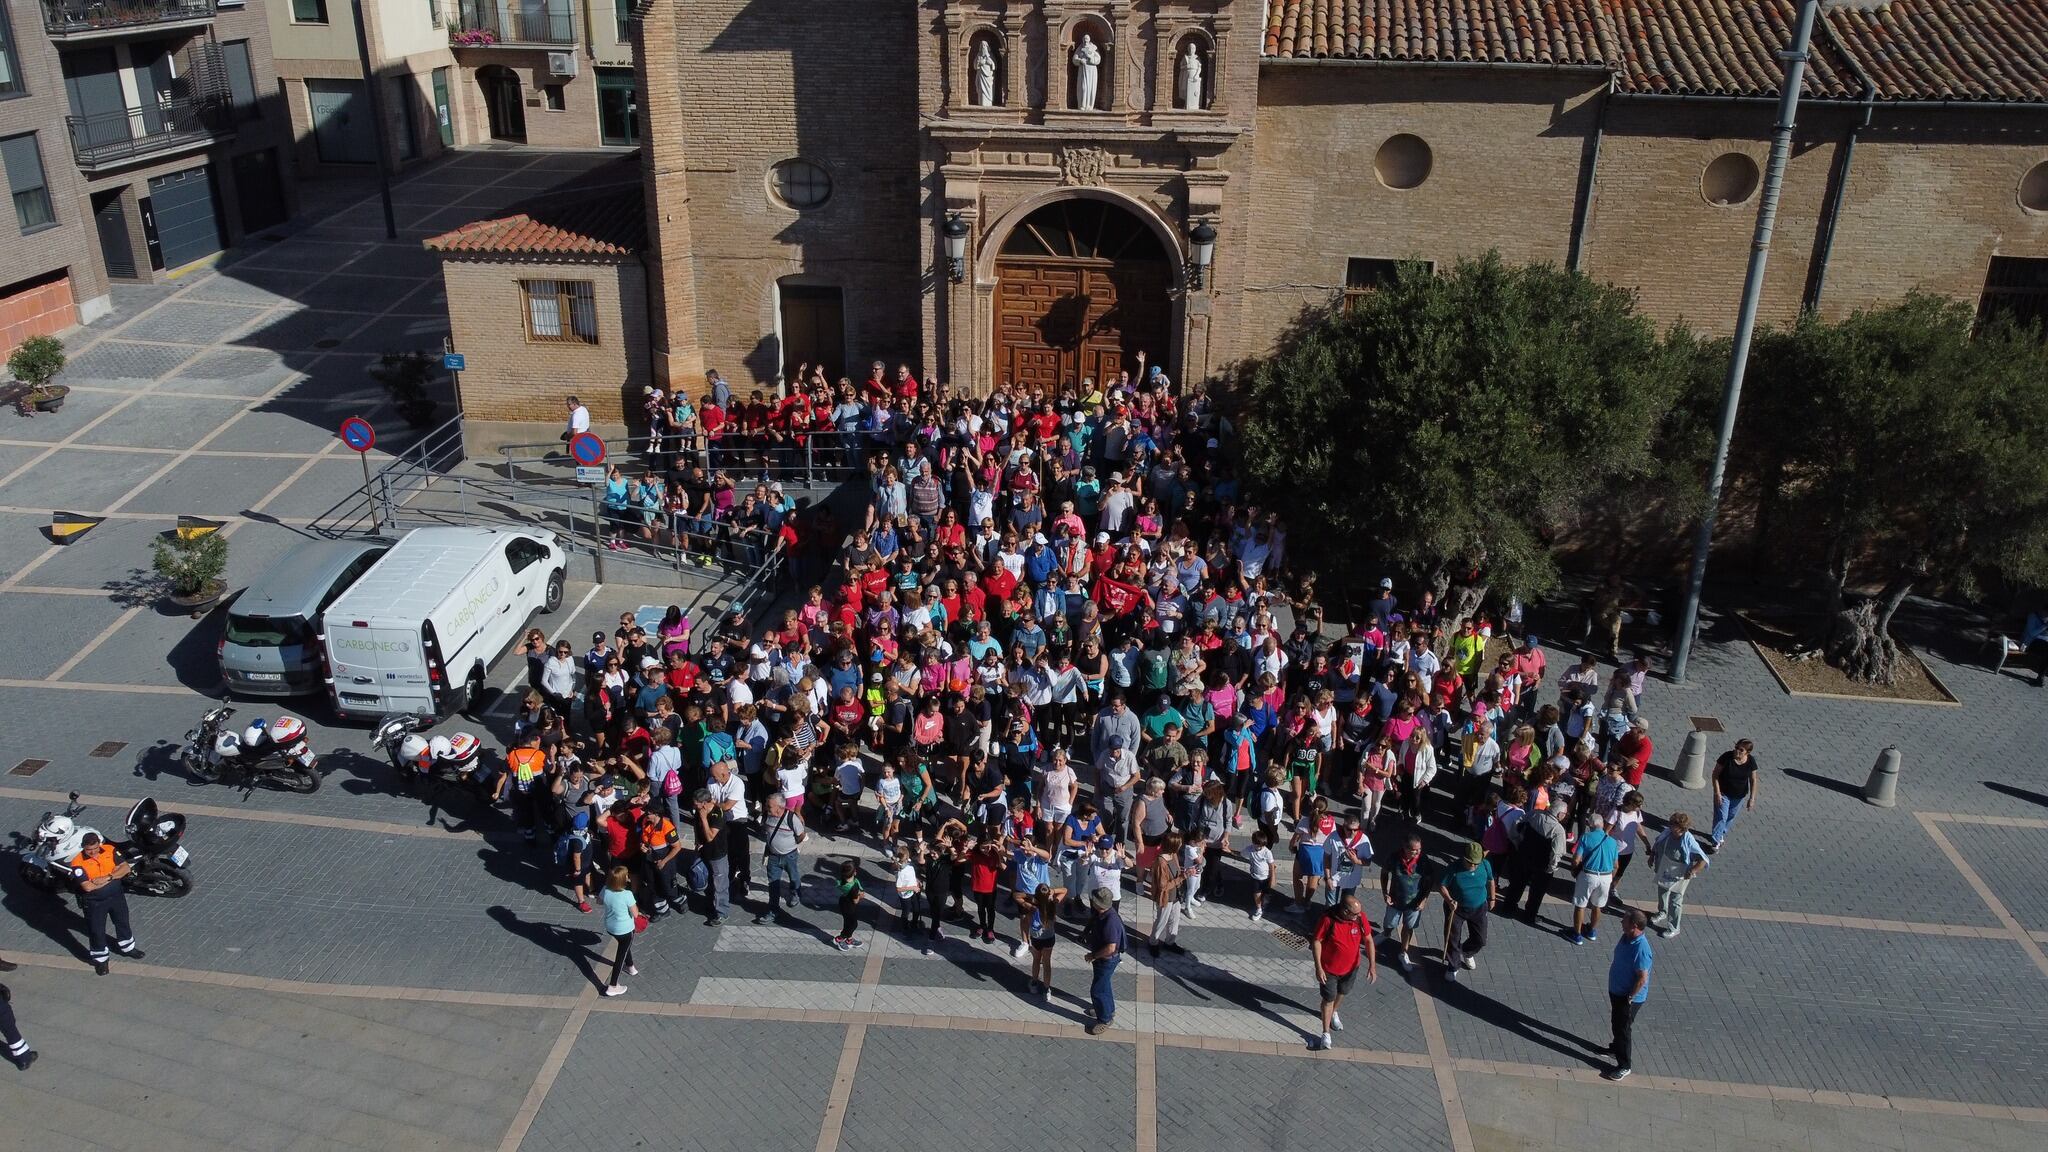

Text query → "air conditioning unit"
[547,52,578,78]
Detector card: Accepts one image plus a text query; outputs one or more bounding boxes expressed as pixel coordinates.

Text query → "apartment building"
[1,0,295,351]
[269,0,636,178]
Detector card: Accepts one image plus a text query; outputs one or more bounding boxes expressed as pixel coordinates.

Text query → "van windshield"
[225,613,313,648]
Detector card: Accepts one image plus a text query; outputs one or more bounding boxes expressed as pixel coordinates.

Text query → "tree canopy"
[1237,252,1713,614]
[1741,295,2048,680]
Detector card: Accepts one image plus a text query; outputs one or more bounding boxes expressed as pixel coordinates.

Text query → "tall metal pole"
[348,0,400,240]
[1670,0,1823,684]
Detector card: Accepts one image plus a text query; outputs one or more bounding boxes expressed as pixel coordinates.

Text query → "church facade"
[436,0,2048,423]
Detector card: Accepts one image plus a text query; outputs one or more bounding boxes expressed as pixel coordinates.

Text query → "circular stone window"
[769,159,832,210]
[2020,161,2048,213]
[1373,134,1432,190]
[1702,153,1761,206]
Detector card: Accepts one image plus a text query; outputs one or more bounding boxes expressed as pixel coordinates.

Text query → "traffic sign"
[569,432,606,465]
[442,352,466,372]
[339,417,376,453]
[575,466,607,485]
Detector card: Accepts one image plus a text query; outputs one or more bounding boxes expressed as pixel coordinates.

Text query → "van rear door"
[325,622,434,716]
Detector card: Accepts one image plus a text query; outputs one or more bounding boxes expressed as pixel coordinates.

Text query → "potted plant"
[152,531,229,617]
[371,350,441,427]
[8,335,68,414]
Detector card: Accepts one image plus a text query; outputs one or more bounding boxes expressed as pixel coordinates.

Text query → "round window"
[1373,134,1432,191]
[1702,153,1761,207]
[2020,161,2048,213]
[770,159,832,210]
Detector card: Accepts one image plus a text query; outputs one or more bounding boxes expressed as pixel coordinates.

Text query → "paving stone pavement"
[1155,1048,1452,1152]
[838,1028,1134,1152]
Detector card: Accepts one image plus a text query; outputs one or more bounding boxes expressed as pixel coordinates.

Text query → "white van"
[319,527,566,719]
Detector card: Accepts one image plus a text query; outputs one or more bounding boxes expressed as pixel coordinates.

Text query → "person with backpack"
[558,810,596,913]
[756,792,808,924]
[1309,894,1376,1051]
[1501,795,1568,924]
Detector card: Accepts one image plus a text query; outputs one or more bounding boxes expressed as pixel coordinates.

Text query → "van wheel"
[543,569,565,613]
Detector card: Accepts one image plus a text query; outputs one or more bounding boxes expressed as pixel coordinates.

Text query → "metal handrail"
[497,429,868,487]
[452,0,575,44]
[66,95,230,169]
[42,0,213,35]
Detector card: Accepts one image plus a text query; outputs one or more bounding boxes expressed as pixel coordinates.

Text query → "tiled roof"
[424,186,645,259]
[1262,0,2048,103]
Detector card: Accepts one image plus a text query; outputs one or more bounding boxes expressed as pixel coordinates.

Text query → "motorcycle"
[181,706,321,793]
[372,713,487,802]
[17,792,195,898]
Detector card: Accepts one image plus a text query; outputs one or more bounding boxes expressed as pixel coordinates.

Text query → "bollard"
[1674,728,1710,790]
[1863,745,1901,808]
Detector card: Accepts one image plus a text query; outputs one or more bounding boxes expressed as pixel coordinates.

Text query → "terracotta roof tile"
[424,185,645,259]
[1262,0,2048,102]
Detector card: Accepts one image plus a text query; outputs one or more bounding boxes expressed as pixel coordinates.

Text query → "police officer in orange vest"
[69,831,145,976]
[638,809,684,916]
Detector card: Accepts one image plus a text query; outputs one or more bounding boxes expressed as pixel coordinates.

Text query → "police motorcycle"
[372,712,487,803]
[17,792,195,898]
[181,705,321,793]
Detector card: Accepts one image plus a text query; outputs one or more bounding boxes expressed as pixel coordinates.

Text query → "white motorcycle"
[17,792,195,898]
[182,706,320,793]
[372,713,487,801]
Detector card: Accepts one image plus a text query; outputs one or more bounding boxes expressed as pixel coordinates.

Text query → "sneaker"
[118,947,144,961]
[1586,930,1599,942]
[1443,968,1458,983]
[577,901,593,914]
[982,930,996,944]
[1039,984,1051,1001]
[844,938,866,949]
[833,937,851,951]
[11,1050,34,1071]
[1010,942,1026,959]
[603,985,628,997]
[1314,1032,1332,1051]
[1461,957,1477,970]
[1570,933,1587,946]
[1660,926,1680,938]
[1601,1066,1632,1082]
[752,914,770,925]
[1330,1012,1343,1031]
[708,916,728,927]
[1249,910,1263,923]
[1397,953,1414,974]
[1086,1021,1111,1036]
[626,964,639,976]
[920,944,933,956]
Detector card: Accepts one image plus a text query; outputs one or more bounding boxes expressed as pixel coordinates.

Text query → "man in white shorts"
[1570,812,1621,946]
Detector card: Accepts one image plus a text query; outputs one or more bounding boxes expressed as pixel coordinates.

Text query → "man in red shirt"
[1310,894,1376,1051]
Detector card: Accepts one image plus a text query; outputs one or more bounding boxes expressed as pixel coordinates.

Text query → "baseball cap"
[1034,533,1049,546]
[1378,577,1394,590]
[1095,531,1110,544]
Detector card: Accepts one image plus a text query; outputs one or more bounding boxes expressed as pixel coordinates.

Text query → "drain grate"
[1270,926,1310,952]
[9,758,49,777]
[90,740,127,758]
[314,338,341,349]
[1690,716,1726,733]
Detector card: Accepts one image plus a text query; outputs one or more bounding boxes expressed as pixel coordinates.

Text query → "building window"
[224,40,260,121]
[522,279,598,343]
[2020,161,2048,214]
[1340,258,1402,312]
[2,133,53,233]
[1979,256,2048,334]
[613,0,631,41]
[292,0,329,23]
[0,0,24,99]
[769,159,830,210]
[541,83,566,111]
[597,67,637,146]
[1374,134,1432,191]
[1702,153,1760,207]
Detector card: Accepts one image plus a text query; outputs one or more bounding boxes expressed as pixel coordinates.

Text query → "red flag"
[1093,576,1143,618]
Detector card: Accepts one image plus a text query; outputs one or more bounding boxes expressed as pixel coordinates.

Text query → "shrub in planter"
[372,350,441,427]
[152,532,229,601]
[8,335,67,414]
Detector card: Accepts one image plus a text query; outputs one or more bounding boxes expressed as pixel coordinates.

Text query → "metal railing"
[307,414,469,539]
[42,0,213,36]
[66,95,229,170]
[497,429,870,488]
[451,0,575,44]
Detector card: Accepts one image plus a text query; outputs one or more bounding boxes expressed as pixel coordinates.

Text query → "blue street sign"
[443,352,466,371]
[339,417,376,453]
[569,432,606,466]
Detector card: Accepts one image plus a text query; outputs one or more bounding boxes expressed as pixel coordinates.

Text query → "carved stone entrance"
[993,198,1172,393]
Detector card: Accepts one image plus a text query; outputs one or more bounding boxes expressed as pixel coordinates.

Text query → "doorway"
[432,67,455,147]
[992,198,1173,394]
[92,189,136,280]
[307,79,375,164]
[778,282,844,385]
[478,66,526,143]
[233,149,288,233]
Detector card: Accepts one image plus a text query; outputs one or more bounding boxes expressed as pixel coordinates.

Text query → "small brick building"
[435,0,2048,427]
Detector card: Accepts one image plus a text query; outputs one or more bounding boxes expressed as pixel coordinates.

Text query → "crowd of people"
[496,358,1751,1074]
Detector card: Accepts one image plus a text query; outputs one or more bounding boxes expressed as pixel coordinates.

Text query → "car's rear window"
[225,613,312,648]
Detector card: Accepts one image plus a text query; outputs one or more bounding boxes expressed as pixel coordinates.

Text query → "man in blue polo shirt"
[1604,909,1652,1081]
[1569,812,1622,946]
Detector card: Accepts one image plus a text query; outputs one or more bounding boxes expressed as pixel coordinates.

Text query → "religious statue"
[972,40,997,107]
[1179,42,1205,109]
[1072,34,1102,110]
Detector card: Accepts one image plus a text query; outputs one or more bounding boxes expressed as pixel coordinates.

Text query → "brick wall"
[1244,65,1603,356]
[454,48,608,149]
[0,276,78,359]
[439,256,651,422]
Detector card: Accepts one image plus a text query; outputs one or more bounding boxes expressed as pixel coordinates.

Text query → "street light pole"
[348,0,400,240]
[1669,0,1823,684]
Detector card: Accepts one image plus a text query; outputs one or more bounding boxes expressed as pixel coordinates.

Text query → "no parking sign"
[569,432,606,466]
[339,417,376,452]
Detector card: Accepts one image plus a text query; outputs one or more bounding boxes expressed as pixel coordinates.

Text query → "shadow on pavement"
[486,905,606,988]
[1782,767,1864,801]
[1983,781,2048,810]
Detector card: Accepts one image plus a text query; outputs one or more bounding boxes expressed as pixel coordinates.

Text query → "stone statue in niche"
[1178,41,1205,109]
[1071,33,1103,110]
[972,39,997,107]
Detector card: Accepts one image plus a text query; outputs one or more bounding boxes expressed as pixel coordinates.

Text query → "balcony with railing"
[42,0,214,40]
[66,94,231,170]
[449,0,576,46]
